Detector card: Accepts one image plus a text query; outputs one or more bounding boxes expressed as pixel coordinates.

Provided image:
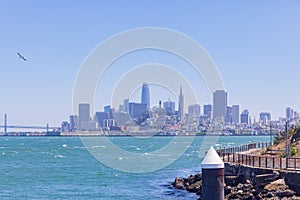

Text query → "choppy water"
[0,135,269,199]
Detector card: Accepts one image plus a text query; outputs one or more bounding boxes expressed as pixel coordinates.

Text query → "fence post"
[259,157,261,167]
[280,158,282,169]
[265,157,267,168]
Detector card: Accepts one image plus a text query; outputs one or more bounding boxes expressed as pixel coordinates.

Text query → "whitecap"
[136,147,141,151]
[55,155,66,158]
[90,145,106,149]
[2,152,5,155]
[62,144,67,148]
[118,157,123,160]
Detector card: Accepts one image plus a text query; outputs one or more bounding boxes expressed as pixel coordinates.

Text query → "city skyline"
[1,1,300,126]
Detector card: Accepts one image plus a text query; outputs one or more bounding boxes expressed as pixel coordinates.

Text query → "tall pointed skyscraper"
[178,85,184,120]
[141,82,150,110]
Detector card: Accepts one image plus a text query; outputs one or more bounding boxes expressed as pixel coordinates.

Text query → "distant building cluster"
[60,83,300,134]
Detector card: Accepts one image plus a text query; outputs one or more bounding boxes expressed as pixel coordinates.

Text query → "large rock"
[281,171,300,195]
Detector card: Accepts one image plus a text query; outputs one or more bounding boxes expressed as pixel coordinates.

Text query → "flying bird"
[17,53,27,61]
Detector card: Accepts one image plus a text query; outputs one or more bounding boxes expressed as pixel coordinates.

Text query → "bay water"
[0,135,269,199]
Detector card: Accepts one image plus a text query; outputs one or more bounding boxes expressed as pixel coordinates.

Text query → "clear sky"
[0,0,300,126]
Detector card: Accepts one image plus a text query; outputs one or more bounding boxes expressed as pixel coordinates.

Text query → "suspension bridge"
[0,114,60,134]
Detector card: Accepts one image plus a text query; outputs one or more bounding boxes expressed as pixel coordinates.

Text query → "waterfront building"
[232,105,240,124]
[213,90,227,122]
[163,100,175,116]
[69,115,78,131]
[79,103,90,130]
[141,82,150,111]
[241,109,249,124]
[129,103,147,118]
[188,104,201,119]
[178,85,184,120]
[103,119,115,128]
[61,121,70,132]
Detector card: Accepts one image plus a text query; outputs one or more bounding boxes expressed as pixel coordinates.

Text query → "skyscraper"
[259,112,271,125]
[178,85,184,120]
[69,115,78,131]
[232,105,240,124]
[213,90,227,122]
[204,104,212,120]
[188,104,201,118]
[141,82,150,111]
[128,103,147,118]
[123,99,129,113]
[79,103,90,130]
[286,107,293,120]
[241,109,249,124]
[226,106,232,124]
[163,100,175,116]
[95,112,109,128]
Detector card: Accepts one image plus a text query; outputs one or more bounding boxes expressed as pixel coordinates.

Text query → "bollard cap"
[201,146,224,169]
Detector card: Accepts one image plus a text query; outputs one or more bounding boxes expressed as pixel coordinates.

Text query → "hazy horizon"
[1,1,300,126]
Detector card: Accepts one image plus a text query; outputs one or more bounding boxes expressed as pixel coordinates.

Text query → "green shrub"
[290,146,298,157]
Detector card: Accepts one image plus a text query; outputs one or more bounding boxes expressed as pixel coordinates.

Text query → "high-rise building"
[178,85,184,120]
[69,115,78,131]
[104,105,114,119]
[231,105,240,124]
[123,99,129,113]
[259,112,271,125]
[203,104,212,120]
[188,104,201,118]
[286,107,294,120]
[95,112,109,128]
[141,82,150,111]
[79,103,90,130]
[241,109,249,124]
[129,103,147,118]
[226,106,232,124]
[164,100,175,116]
[213,90,227,122]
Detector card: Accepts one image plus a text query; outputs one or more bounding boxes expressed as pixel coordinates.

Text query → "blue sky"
[0,1,300,126]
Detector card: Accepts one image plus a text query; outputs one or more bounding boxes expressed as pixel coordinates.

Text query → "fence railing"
[216,142,300,171]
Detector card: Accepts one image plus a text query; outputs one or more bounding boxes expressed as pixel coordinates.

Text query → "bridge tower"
[46,123,49,132]
[4,114,7,134]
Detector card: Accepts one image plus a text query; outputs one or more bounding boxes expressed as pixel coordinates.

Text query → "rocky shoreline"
[173,163,300,200]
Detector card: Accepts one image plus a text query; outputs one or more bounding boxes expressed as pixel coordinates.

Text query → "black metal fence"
[216,142,300,170]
